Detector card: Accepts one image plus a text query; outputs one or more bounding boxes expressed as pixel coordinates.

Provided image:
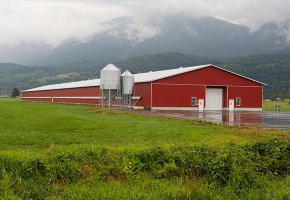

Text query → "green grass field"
[0,98,290,199]
[263,101,290,112]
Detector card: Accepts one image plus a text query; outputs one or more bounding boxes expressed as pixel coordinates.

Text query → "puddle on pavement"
[136,110,290,130]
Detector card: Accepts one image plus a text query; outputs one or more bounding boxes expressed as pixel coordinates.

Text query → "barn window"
[236,98,241,106]
[192,97,197,106]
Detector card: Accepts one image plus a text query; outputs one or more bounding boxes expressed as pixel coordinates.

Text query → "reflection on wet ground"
[135,110,290,130]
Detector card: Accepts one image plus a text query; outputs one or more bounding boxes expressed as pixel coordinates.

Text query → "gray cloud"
[0,0,289,46]
[0,0,129,46]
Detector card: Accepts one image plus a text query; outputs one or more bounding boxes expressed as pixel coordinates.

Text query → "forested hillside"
[114,53,222,72]
[0,53,289,99]
[224,54,290,99]
[0,63,102,96]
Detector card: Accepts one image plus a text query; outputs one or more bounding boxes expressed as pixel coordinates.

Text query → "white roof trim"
[23,79,100,92]
[22,64,266,92]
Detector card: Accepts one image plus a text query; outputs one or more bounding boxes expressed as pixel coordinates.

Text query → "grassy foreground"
[0,98,290,199]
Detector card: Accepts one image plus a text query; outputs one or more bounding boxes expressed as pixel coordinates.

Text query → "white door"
[198,99,204,111]
[205,88,223,110]
[229,99,234,111]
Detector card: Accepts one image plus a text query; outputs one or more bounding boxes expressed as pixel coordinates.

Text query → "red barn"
[22,64,266,111]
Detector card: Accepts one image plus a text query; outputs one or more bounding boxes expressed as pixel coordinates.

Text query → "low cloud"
[0,0,129,46]
[0,0,289,46]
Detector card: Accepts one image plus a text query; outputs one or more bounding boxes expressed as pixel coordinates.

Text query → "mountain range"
[0,52,289,99]
[1,14,290,65]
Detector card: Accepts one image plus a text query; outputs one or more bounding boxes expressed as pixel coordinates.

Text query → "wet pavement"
[134,110,290,130]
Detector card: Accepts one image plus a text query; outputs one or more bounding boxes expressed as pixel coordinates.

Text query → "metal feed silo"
[121,70,134,109]
[100,64,121,90]
[121,70,134,95]
[100,64,121,108]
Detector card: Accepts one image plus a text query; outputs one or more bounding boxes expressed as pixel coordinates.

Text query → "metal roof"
[133,64,210,83]
[23,79,100,92]
[22,64,266,92]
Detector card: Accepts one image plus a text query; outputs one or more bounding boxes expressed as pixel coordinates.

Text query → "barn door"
[205,88,223,110]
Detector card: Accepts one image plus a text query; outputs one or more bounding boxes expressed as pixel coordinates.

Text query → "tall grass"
[0,138,290,199]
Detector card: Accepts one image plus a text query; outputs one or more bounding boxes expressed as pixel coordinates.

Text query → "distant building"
[22,64,266,111]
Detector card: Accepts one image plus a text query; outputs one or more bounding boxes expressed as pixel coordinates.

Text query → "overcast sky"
[1,0,290,46]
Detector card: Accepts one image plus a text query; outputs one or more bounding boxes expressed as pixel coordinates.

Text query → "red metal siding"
[53,98,100,105]
[22,86,100,105]
[22,98,51,103]
[152,84,205,107]
[133,83,151,107]
[155,66,262,86]
[151,66,263,109]
[228,86,263,108]
[22,86,100,97]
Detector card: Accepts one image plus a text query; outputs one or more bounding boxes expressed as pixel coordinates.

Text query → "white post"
[109,89,111,108]
[101,88,104,109]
